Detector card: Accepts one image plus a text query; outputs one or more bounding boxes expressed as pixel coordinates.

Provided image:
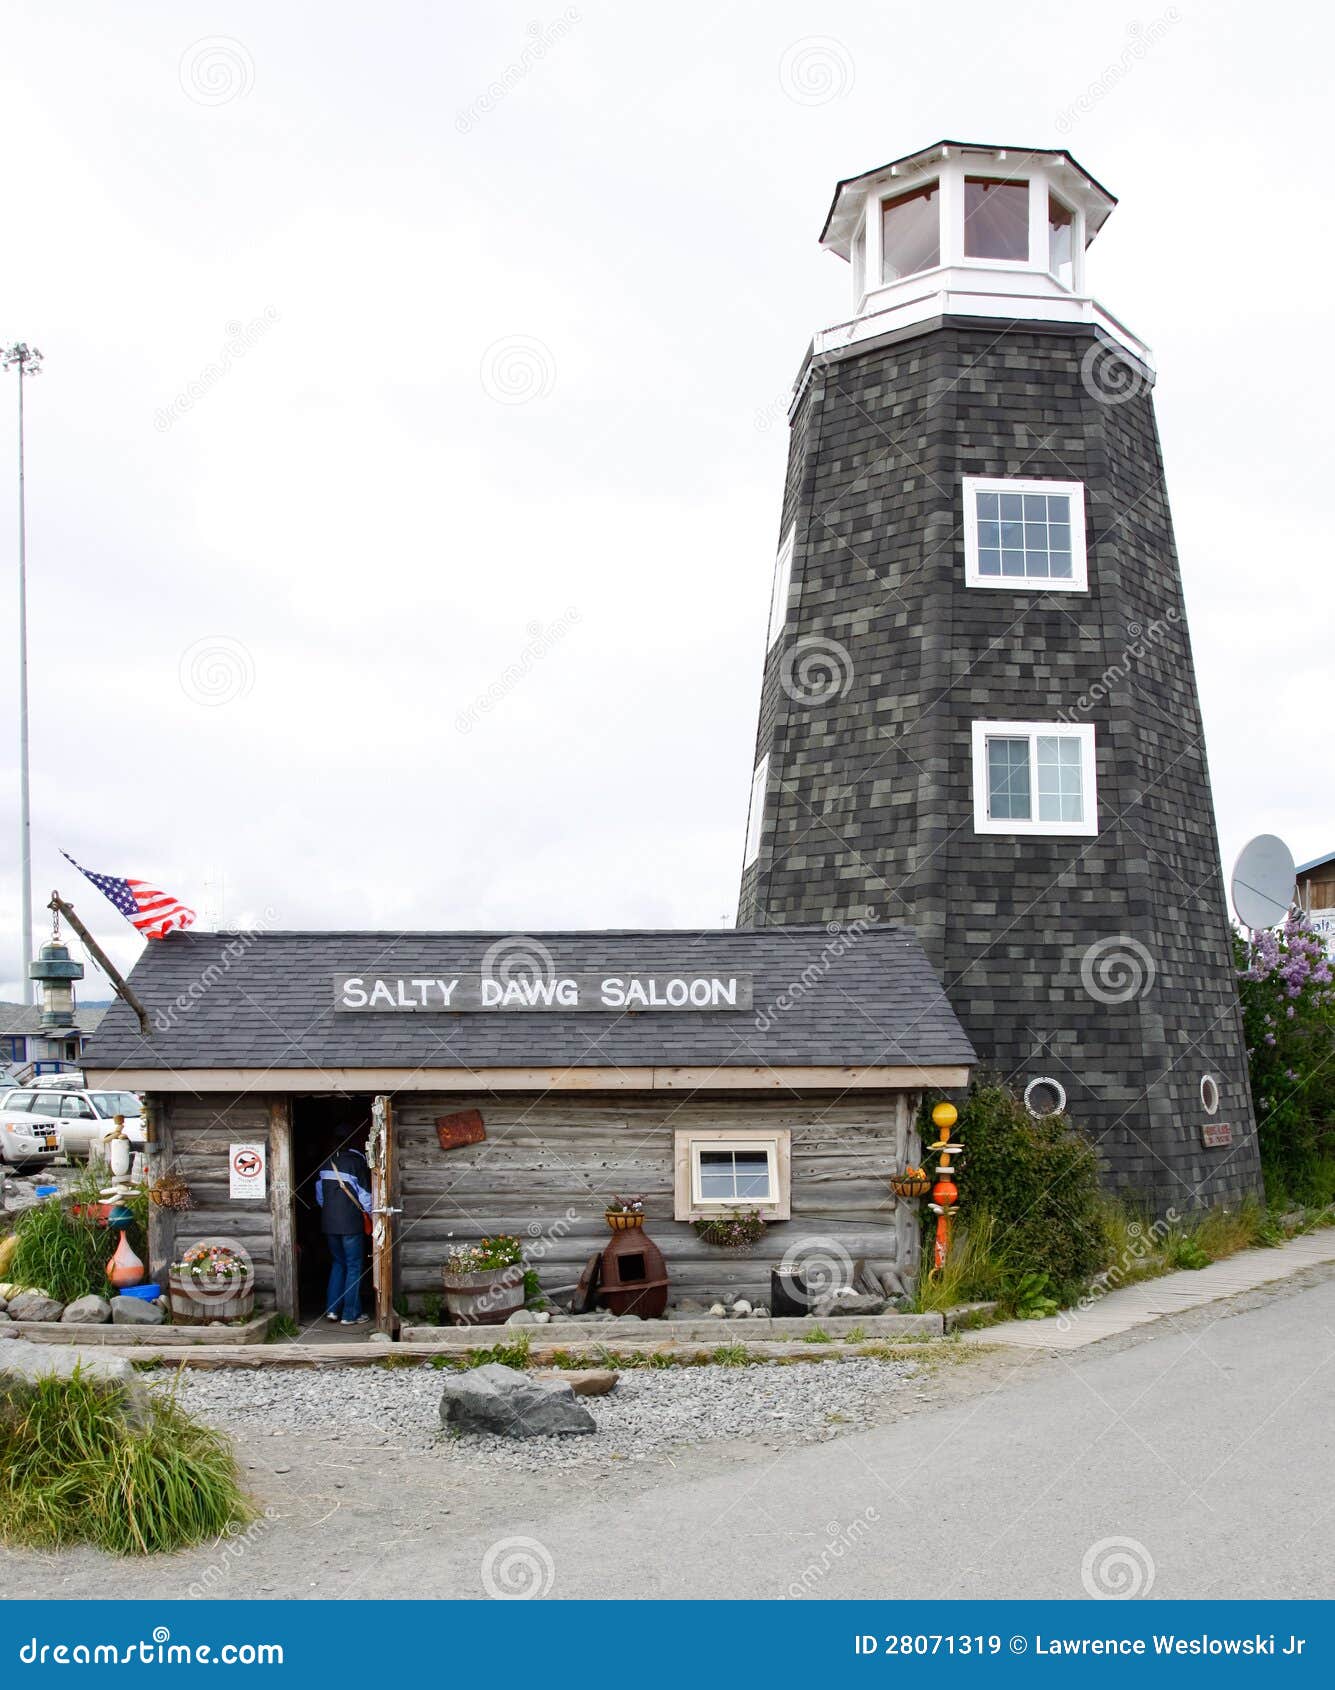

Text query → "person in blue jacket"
[315,1138,374,1325]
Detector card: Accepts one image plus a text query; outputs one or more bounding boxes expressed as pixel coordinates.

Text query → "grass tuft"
[709,1342,752,1368]
[0,1370,251,1556]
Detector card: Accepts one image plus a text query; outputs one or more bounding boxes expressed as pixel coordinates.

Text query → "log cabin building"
[82,926,973,1324]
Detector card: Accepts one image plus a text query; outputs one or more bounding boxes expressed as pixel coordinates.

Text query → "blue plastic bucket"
[34,1185,60,1199]
[117,1283,162,1301]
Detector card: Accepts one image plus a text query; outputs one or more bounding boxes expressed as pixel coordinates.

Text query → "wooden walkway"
[966,1227,1335,1350]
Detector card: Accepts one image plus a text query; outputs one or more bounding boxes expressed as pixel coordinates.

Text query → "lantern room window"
[1048,193,1076,288]
[963,176,1029,261]
[971,721,1098,837]
[881,182,940,282]
[744,755,770,867]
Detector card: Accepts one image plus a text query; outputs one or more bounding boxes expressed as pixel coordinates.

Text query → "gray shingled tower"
[738,141,1261,1213]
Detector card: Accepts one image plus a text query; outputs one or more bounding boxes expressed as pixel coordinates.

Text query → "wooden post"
[370,1095,396,1334]
[268,1096,298,1324]
[145,1095,173,1284]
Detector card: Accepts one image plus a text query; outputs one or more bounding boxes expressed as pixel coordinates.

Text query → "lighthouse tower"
[738,141,1260,1212]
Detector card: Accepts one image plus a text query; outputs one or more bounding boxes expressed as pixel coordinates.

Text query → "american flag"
[61,852,196,940]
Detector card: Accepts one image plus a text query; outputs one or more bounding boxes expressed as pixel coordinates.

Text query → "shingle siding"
[739,318,1260,1214]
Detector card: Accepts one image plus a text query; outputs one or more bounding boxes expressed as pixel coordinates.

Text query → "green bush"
[924,1083,1108,1306]
[9,1177,149,1305]
[0,1371,251,1555]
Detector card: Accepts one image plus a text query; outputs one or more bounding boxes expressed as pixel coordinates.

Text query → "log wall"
[148,1094,278,1300]
[395,1091,923,1305]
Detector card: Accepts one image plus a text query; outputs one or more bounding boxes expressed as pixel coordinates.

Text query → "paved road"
[4,1267,1332,1600]
[414,1267,1335,1601]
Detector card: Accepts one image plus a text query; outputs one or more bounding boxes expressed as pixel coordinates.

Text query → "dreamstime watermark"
[1080,1535,1157,1598]
[155,310,281,432]
[481,1535,556,1599]
[1054,11,1179,134]
[455,608,580,732]
[778,635,855,707]
[1056,1212,1178,1333]
[186,1509,280,1598]
[1079,935,1157,1004]
[179,635,256,708]
[777,1236,857,1309]
[153,911,281,1032]
[479,334,558,405]
[787,1507,881,1597]
[1057,609,1180,721]
[179,37,255,106]
[754,916,870,1031]
[1080,337,1154,407]
[456,12,580,133]
[778,36,855,105]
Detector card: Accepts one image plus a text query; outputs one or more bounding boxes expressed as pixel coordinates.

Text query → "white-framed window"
[971,721,1097,836]
[743,755,769,867]
[673,1128,792,1221]
[1200,1075,1220,1115]
[768,526,795,648]
[962,476,1088,591]
[881,180,940,282]
[1024,1076,1068,1118]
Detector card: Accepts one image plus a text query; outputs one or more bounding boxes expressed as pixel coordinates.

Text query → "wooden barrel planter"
[167,1267,255,1325]
[440,1263,525,1325]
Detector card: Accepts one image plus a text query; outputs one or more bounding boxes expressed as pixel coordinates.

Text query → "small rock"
[533,1310,551,1324]
[111,1295,165,1326]
[812,1291,885,1318]
[8,1289,64,1323]
[61,1294,112,1326]
[504,1309,538,1326]
[438,1362,596,1438]
[749,1305,769,1318]
[0,1297,8,1314]
[731,1299,753,1317]
[708,1302,726,1318]
[534,1368,618,1397]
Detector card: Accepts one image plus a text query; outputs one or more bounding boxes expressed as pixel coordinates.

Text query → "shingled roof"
[82,925,973,1081]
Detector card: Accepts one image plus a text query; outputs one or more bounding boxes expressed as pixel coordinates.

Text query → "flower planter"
[440,1262,525,1326]
[604,1210,644,1232]
[168,1267,255,1325]
[890,1175,932,1200]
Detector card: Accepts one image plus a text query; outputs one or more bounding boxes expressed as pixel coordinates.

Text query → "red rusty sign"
[1201,1121,1233,1148]
[436,1109,486,1152]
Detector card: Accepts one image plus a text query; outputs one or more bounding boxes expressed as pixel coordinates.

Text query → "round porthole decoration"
[1024,1076,1067,1119]
[1200,1075,1220,1116]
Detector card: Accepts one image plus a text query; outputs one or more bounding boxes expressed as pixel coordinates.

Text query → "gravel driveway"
[159,1356,922,1471]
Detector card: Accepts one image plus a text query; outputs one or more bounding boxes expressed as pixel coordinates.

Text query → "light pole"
[3,342,43,1001]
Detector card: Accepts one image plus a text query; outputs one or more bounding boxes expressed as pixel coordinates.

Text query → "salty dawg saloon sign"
[334,971,753,1013]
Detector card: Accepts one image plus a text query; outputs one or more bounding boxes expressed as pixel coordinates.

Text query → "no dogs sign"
[229,1142,267,1200]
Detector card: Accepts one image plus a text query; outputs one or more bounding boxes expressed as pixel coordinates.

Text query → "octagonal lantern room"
[816,140,1148,367]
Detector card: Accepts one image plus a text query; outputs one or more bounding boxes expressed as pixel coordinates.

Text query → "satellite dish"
[1231,834,1295,931]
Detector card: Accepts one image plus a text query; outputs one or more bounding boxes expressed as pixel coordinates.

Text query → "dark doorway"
[292,1096,375,1321]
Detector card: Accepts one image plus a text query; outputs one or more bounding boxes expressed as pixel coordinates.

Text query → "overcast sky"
[1,0,1330,997]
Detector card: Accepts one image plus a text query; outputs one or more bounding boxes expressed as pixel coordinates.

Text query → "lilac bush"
[1235,911,1335,1204]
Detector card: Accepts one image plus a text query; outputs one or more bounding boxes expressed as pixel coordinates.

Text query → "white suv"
[0,1088,144,1166]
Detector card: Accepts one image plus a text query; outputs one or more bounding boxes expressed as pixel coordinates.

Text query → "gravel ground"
[159,1356,922,1471]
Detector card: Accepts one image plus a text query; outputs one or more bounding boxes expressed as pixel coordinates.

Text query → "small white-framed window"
[743,755,769,867]
[962,477,1088,591]
[674,1128,792,1221]
[768,526,795,648]
[971,721,1097,837]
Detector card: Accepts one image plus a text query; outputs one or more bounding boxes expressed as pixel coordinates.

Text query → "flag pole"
[4,342,43,1001]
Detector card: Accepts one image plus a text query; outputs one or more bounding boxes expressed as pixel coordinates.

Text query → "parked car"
[0,1091,62,1168]
[29,1071,88,1091]
[0,1087,144,1163]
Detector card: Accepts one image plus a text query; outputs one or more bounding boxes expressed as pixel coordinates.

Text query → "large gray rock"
[504,1309,539,1326]
[812,1291,886,1318]
[0,1337,151,1425]
[7,1289,64,1323]
[61,1294,112,1325]
[111,1295,165,1326]
[439,1362,596,1438]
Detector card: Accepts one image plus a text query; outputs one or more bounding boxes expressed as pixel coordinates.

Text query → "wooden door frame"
[268,1097,299,1324]
[369,1095,397,1333]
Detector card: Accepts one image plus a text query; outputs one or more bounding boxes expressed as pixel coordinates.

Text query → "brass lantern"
[28,938,84,1030]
